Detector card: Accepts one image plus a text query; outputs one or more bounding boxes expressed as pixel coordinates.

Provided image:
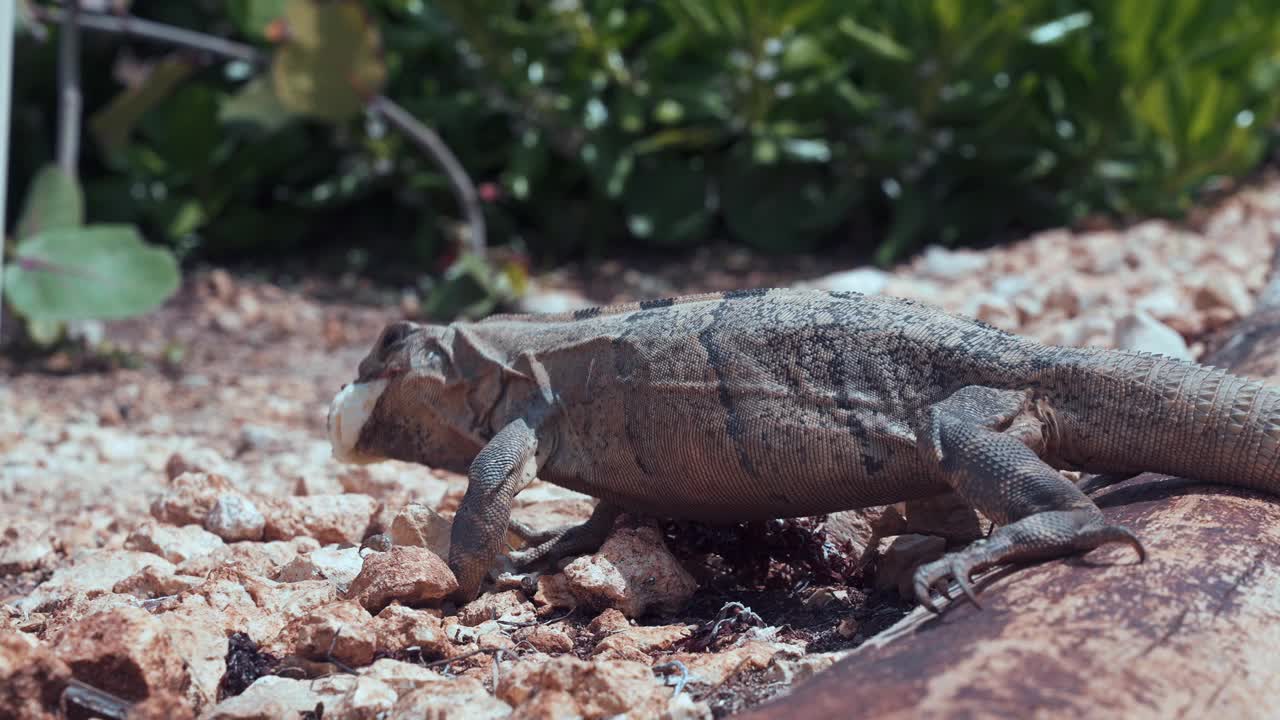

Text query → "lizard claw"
[1077,522,1147,563]
[954,571,982,609]
[913,553,983,613]
[916,577,948,614]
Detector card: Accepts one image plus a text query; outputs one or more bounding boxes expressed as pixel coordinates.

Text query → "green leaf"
[1135,79,1176,142]
[874,188,929,266]
[25,317,64,347]
[932,0,964,32]
[1109,0,1162,72]
[164,199,208,238]
[781,34,829,71]
[779,138,832,163]
[15,0,39,37]
[838,18,911,62]
[16,165,84,241]
[1027,11,1093,45]
[89,55,194,159]
[270,0,388,122]
[1186,72,1223,145]
[630,127,722,154]
[4,226,180,322]
[142,85,223,178]
[220,77,295,134]
[227,0,288,40]
[422,253,521,321]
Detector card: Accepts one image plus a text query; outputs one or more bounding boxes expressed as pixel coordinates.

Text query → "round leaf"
[270,0,387,122]
[17,165,84,241]
[4,226,180,322]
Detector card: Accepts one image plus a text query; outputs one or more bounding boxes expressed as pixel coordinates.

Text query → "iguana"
[327,288,1280,611]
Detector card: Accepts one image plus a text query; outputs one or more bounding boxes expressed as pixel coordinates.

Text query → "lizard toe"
[914,582,942,614]
[913,553,983,613]
[506,548,536,569]
[953,568,982,609]
[1076,472,1138,496]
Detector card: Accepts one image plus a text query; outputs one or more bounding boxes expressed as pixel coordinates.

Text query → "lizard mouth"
[327,379,390,464]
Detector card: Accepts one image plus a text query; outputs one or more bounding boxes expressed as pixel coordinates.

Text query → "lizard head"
[327,320,478,470]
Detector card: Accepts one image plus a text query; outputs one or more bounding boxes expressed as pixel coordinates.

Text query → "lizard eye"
[379,322,417,352]
[424,349,446,371]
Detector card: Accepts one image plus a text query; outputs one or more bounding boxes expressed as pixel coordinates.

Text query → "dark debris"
[704,666,795,719]
[217,632,279,700]
[662,515,865,592]
[683,601,766,653]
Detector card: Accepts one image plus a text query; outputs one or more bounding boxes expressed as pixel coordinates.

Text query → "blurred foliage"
[270,0,388,120]
[4,166,180,342]
[7,0,1280,276]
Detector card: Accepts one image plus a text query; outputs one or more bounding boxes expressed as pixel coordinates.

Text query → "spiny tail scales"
[1049,349,1280,495]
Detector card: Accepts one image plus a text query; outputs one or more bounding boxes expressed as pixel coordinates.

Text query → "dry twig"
[652,660,690,698]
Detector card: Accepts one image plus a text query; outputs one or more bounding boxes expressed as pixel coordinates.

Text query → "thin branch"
[31,4,485,256]
[35,4,261,64]
[55,0,81,175]
[369,95,486,258]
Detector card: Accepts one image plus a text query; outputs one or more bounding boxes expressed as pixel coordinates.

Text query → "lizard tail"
[1049,349,1280,495]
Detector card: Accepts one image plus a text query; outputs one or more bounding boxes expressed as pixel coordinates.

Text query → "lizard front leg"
[449,419,540,602]
[912,389,1145,612]
[507,519,561,546]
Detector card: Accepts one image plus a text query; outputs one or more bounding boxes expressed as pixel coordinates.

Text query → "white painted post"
[0,0,15,342]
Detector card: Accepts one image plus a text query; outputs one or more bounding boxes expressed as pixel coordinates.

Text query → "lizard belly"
[544,400,942,521]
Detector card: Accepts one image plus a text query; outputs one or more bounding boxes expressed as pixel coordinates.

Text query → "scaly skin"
[329,288,1280,610]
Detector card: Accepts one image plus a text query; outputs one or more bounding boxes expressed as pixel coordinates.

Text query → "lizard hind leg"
[912,388,1146,613]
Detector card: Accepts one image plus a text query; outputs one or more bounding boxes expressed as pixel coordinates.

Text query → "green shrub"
[437,0,1280,261]
[8,0,1280,269]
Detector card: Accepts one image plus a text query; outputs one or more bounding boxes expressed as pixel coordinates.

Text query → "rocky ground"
[2,175,1278,719]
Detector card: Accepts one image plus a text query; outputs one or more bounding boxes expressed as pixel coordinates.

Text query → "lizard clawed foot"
[505,502,621,572]
[911,519,1148,614]
[506,536,592,570]
[913,545,985,614]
